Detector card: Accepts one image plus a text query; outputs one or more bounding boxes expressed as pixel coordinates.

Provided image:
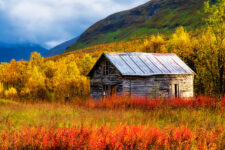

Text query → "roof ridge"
[106,52,177,55]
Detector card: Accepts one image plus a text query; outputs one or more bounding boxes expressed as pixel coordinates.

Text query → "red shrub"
[1,125,224,149]
[220,96,225,107]
[87,95,220,110]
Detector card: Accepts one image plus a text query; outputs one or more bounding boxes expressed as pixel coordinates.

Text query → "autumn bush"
[4,87,17,99]
[87,95,222,110]
[0,52,92,101]
[1,96,225,149]
[1,125,225,149]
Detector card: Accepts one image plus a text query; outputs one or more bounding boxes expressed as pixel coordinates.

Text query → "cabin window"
[103,61,110,75]
[174,84,179,98]
[116,85,123,93]
[103,85,109,96]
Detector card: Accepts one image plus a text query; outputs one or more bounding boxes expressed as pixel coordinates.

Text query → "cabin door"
[174,84,179,98]
[103,85,110,96]
[103,85,117,96]
[111,85,116,96]
[170,84,180,98]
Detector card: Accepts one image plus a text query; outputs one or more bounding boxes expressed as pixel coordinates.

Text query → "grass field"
[1,96,225,149]
[0,97,225,130]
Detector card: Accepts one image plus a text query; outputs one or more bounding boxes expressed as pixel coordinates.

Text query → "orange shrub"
[1,125,225,149]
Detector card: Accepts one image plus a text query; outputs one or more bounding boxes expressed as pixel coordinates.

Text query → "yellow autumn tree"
[168,26,193,60]
[193,29,217,94]
[44,60,57,98]
[53,54,83,99]
[202,0,225,94]
[143,34,167,53]
[26,65,47,99]
[30,51,44,66]
[79,54,95,76]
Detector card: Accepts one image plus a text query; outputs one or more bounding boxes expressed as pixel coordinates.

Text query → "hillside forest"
[0,0,224,101]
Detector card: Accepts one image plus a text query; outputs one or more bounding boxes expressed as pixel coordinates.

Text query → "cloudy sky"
[0,0,149,48]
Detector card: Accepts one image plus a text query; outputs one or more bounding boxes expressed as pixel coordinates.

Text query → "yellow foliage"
[144,34,167,53]
[20,87,31,98]
[28,66,45,87]
[79,54,95,76]
[168,26,193,60]
[5,87,17,99]
[0,82,4,98]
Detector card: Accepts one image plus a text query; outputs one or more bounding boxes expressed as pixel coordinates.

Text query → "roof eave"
[120,73,195,77]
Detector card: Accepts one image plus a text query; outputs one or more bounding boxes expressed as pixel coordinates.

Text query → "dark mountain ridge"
[0,43,47,63]
[44,37,79,57]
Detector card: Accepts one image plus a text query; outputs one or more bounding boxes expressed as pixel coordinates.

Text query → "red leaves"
[0,126,91,150]
[1,96,225,149]
[1,125,224,149]
[88,95,223,110]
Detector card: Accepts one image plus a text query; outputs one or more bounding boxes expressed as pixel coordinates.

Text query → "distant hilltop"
[0,43,47,63]
[67,0,206,51]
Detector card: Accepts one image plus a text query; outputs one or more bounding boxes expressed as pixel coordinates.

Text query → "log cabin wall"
[90,57,123,98]
[91,61,194,98]
[89,53,195,99]
[122,75,194,98]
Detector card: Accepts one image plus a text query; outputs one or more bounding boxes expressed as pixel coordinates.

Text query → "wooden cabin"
[87,52,195,99]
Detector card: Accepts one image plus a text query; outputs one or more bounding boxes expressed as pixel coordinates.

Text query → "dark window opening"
[103,85,109,91]
[104,61,110,75]
[103,85,109,96]
[175,84,179,98]
[116,85,123,93]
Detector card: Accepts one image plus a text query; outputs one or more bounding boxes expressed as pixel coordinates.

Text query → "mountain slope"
[67,0,205,51]
[44,37,79,57]
[0,43,47,63]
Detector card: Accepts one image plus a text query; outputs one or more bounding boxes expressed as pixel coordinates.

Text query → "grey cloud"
[0,0,150,48]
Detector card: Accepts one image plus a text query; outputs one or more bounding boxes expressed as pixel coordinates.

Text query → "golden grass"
[0,99,225,133]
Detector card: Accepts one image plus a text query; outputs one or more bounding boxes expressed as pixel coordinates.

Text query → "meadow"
[1,96,225,149]
[0,1,225,149]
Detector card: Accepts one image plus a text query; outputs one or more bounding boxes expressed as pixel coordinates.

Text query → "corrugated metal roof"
[104,52,195,76]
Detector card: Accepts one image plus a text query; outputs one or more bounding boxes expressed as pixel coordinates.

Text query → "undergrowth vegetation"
[1,125,225,149]
[0,96,225,149]
[87,95,224,110]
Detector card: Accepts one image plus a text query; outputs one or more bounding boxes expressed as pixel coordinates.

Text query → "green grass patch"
[0,99,19,105]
